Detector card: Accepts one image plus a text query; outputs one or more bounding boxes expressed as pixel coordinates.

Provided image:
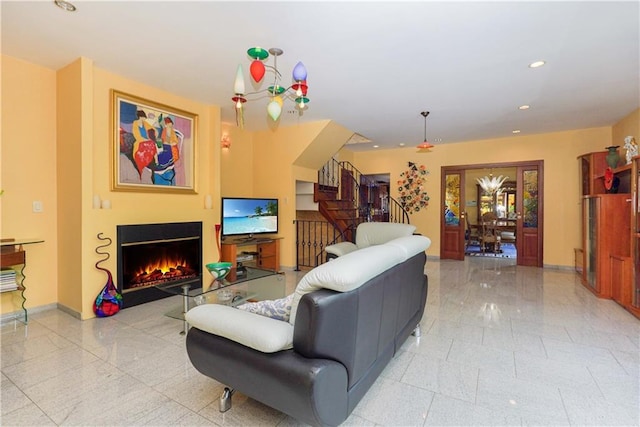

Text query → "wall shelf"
[0,238,44,324]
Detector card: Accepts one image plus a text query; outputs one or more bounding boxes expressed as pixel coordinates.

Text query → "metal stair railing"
[293,159,411,270]
[318,158,410,228]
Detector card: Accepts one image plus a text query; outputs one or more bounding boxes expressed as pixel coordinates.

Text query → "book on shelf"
[0,268,17,291]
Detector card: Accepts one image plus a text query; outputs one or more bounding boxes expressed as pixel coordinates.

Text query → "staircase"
[295,159,410,270]
[314,159,409,243]
[314,184,359,241]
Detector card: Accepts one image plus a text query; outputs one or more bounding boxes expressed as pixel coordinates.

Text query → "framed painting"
[111,90,197,193]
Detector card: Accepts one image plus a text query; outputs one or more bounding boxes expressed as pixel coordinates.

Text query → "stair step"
[330,211,358,220]
[319,206,357,220]
[317,184,338,192]
[314,183,338,202]
[323,200,354,209]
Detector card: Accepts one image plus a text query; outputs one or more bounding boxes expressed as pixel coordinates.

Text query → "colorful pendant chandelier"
[232,47,309,127]
[416,111,434,150]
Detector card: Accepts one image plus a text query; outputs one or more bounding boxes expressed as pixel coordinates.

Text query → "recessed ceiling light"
[512,130,521,134]
[54,0,77,11]
[373,145,379,148]
[518,105,530,110]
[529,61,546,68]
[398,143,405,147]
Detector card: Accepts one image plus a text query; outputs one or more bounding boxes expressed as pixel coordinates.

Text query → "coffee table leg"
[181,284,190,335]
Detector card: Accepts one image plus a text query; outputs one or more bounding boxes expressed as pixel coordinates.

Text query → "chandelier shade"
[292,62,308,82]
[233,65,245,96]
[476,174,508,195]
[232,47,310,126]
[250,60,266,82]
[267,99,282,121]
[292,82,308,96]
[247,47,269,60]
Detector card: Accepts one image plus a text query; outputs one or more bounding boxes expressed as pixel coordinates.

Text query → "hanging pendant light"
[416,111,434,150]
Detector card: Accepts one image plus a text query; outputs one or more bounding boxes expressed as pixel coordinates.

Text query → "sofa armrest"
[355,222,416,247]
[186,304,294,353]
[324,241,358,257]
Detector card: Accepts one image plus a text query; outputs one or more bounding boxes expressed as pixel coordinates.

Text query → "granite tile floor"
[1,257,639,426]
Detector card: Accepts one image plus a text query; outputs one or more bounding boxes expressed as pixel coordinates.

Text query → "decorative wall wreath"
[397,161,430,214]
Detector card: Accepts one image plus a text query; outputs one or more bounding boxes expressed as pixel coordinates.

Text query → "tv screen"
[221,197,278,238]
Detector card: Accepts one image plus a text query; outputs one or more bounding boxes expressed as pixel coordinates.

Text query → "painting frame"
[111,90,198,193]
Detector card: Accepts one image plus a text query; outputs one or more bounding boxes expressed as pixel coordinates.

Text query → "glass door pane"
[441,169,465,260]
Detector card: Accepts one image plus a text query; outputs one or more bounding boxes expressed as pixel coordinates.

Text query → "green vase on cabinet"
[605,146,620,168]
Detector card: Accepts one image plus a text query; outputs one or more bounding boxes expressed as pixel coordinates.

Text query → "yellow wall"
[348,127,612,268]
[613,108,640,159]
[250,121,353,267]
[1,56,59,314]
[220,125,254,197]
[2,55,221,319]
[2,53,636,318]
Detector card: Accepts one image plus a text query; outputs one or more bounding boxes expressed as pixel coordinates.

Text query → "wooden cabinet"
[582,195,631,298]
[579,151,609,195]
[630,156,640,318]
[611,255,632,306]
[578,150,630,195]
[476,184,495,222]
[221,238,281,272]
[574,248,583,274]
[578,149,637,318]
[256,240,279,270]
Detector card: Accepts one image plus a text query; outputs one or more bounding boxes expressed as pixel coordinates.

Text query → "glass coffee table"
[156,266,286,334]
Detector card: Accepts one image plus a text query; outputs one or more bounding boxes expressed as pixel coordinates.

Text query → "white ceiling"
[2,1,638,151]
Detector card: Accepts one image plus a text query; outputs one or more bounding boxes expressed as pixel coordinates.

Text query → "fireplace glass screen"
[121,237,199,292]
[117,221,202,308]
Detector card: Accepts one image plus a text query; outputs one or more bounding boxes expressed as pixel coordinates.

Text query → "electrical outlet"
[32,201,43,213]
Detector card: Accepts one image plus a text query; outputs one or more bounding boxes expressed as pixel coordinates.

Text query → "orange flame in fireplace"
[133,254,191,277]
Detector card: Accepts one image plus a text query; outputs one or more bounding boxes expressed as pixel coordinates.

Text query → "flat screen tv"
[221,197,278,238]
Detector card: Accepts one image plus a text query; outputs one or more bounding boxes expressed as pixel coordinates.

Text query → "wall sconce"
[221,134,231,149]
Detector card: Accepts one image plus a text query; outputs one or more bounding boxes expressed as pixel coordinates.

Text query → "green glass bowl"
[206,262,233,281]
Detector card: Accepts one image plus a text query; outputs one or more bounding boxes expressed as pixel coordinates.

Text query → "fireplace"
[117,222,202,308]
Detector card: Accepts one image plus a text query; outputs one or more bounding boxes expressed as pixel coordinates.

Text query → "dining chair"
[479,212,501,254]
[465,215,479,250]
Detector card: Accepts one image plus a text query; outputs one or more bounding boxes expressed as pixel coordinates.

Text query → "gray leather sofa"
[185,234,431,426]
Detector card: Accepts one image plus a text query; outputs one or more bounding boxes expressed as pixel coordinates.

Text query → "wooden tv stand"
[220,237,281,271]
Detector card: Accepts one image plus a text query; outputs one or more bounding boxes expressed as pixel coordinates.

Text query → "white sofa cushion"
[385,235,432,258]
[355,222,416,248]
[289,244,405,324]
[186,304,294,353]
[324,241,358,257]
